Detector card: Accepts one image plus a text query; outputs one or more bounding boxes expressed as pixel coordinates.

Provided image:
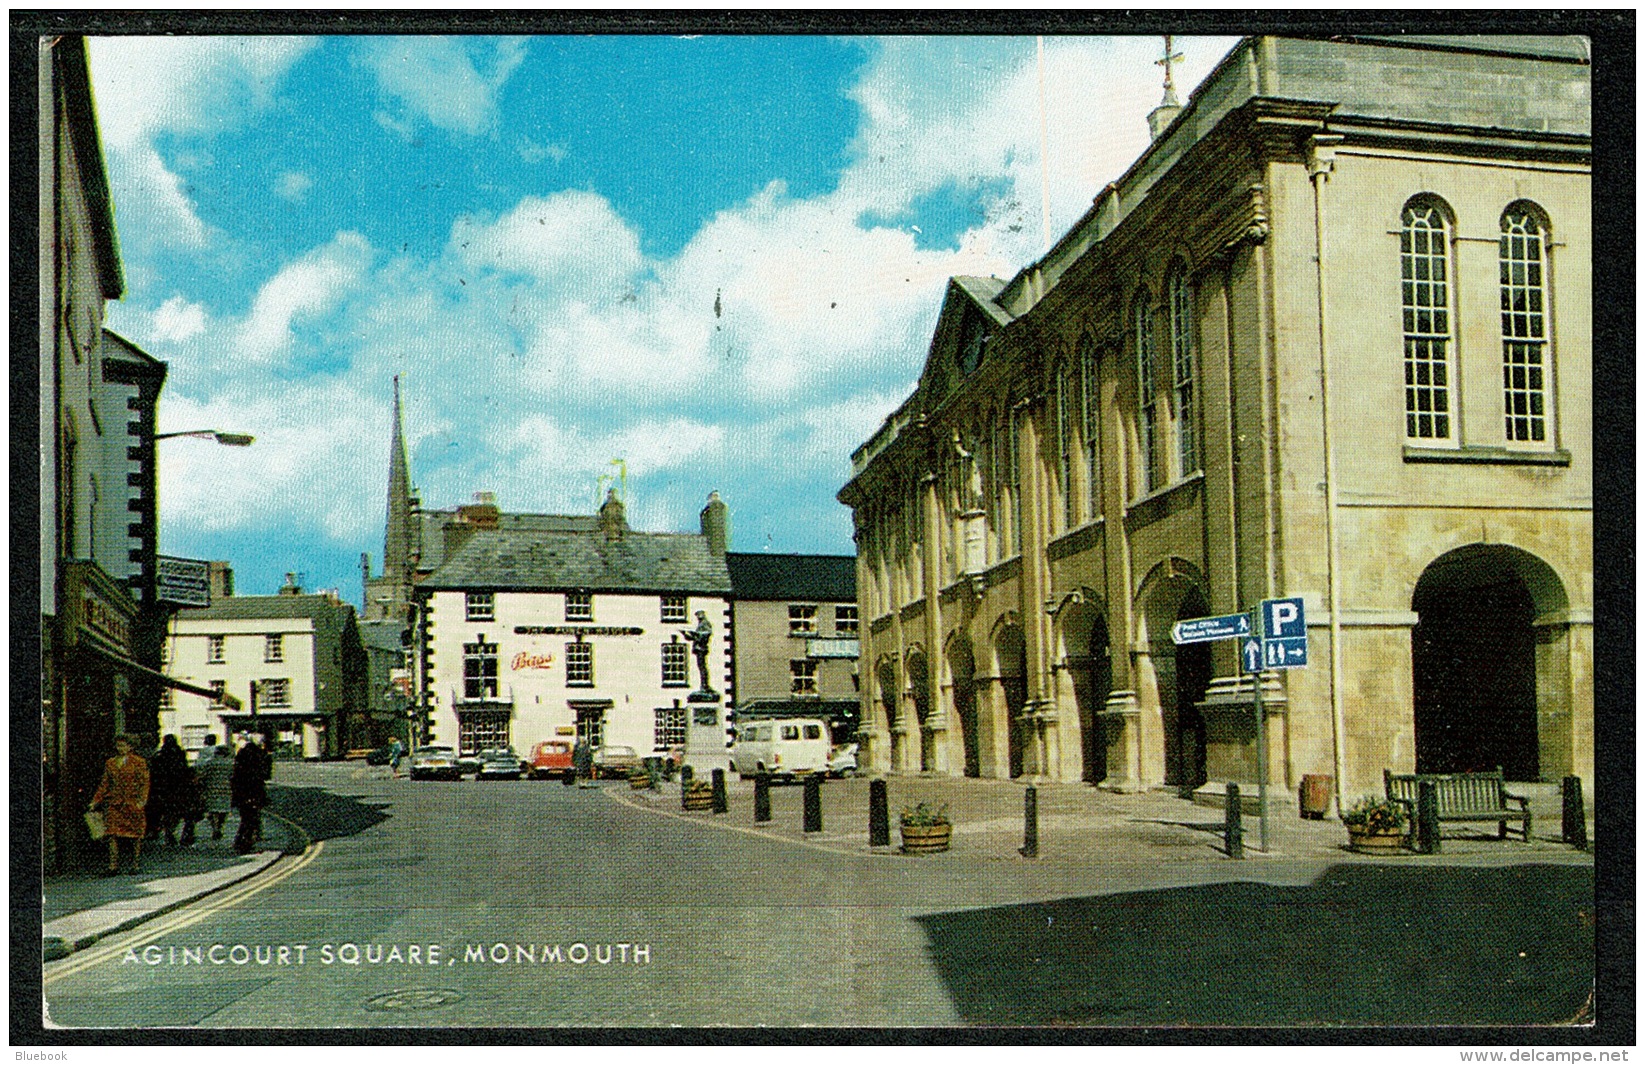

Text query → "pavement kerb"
[599,782,885,859]
[42,809,314,963]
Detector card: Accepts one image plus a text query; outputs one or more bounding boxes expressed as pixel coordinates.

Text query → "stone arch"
[944,630,980,778]
[1057,589,1112,784]
[874,656,900,772]
[991,618,1028,779]
[1411,543,1569,781]
[1135,557,1214,791]
[905,647,934,772]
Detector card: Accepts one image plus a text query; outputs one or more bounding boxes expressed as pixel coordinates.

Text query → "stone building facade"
[838,35,1592,805]
[725,552,859,734]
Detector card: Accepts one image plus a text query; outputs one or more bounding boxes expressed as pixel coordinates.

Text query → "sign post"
[1242,611,1268,853]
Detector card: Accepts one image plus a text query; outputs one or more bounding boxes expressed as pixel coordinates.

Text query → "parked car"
[530,740,575,782]
[731,718,830,782]
[364,743,396,766]
[591,744,640,779]
[409,745,461,781]
[826,742,859,778]
[476,747,524,780]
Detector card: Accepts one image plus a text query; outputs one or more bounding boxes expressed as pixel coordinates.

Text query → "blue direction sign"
[1241,638,1263,674]
[1171,612,1252,645]
[1260,597,1309,670]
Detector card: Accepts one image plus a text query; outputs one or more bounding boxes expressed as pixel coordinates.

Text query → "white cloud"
[358,37,526,136]
[238,232,375,363]
[276,171,312,202]
[151,295,208,342]
[450,191,645,292]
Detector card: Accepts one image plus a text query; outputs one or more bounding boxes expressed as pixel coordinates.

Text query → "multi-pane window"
[1401,201,1454,440]
[1168,264,1199,476]
[159,688,174,711]
[1007,407,1022,551]
[207,635,225,664]
[661,641,688,687]
[465,592,494,621]
[660,595,687,623]
[834,604,858,635]
[788,604,818,635]
[264,634,283,663]
[208,680,226,707]
[1134,293,1159,492]
[565,591,592,621]
[258,678,291,708]
[654,706,687,749]
[565,642,593,686]
[462,638,499,700]
[790,659,818,695]
[459,712,510,756]
[1080,333,1101,523]
[1500,206,1549,443]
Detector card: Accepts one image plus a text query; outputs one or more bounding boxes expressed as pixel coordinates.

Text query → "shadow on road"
[913,862,1593,1026]
[267,784,391,841]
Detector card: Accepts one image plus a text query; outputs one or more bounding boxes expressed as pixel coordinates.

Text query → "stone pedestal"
[1192,673,1285,810]
[1097,691,1146,792]
[683,690,730,777]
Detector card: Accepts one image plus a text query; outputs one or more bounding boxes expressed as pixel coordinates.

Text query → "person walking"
[230,734,273,854]
[196,736,234,841]
[147,735,190,846]
[89,735,149,875]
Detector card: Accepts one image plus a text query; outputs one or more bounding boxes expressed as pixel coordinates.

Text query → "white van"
[731,718,830,782]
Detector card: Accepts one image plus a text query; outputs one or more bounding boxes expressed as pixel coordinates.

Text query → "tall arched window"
[1133,291,1159,493]
[1167,262,1199,476]
[1500,205,1550,443]
[1400,199,1454,440]
[1078,332,1101,524]
[1055,367,1072,532]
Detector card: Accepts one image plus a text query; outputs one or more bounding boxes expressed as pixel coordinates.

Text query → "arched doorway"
[994,625,1027,778]
[1412,545,1563,781]
[906,650,933,772]
[946,635,981,778]
[1061,602,1112,784]
[875,659,900,772]
[1169,593,1212,792]
[1137,560,1213,793]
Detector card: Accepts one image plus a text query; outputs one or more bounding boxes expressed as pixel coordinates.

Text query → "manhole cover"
[363,988,464,1012]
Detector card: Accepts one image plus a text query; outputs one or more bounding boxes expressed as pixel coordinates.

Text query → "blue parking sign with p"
[1263,597,1306,640]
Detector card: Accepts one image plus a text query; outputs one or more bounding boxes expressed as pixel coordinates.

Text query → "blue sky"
[88,33,1238,603]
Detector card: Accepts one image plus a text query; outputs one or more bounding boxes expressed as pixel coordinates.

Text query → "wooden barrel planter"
[899,823,952,855]
[682,786,713,811]
[629,770,653,789]
[1347,826,1406,854]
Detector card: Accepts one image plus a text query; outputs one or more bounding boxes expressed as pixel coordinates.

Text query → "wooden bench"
[1384,768,1532,841]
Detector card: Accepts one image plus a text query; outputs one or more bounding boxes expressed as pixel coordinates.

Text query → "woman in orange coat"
[89,735,149,874]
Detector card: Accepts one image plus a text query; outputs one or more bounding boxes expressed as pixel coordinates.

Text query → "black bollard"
[1417,779,1441,854]
[1562,775,1587,851]
[868,779,890,847]
[679,764,694,810]
[803,774,823,833]
[711,768,728,814]
[754,774,772,823]
[1020,786,1039,858]
[1225,782,1244,859]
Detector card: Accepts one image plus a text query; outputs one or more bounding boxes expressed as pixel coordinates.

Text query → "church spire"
[384,374,413,577]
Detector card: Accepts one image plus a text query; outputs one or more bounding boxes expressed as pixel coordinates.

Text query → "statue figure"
[952,428,985,511]
[682,610,715,693]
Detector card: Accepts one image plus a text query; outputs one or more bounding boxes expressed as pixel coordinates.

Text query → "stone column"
[974,674,1011,779]
[1100,690,1145,791]
[1131,647,1167,786]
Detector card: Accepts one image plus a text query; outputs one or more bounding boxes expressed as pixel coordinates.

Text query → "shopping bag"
[83,809,106,840]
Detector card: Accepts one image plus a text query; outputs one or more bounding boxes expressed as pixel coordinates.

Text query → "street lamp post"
[154,429,255,447]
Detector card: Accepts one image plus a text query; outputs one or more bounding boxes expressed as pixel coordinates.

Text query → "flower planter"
[682,788,713,811]
[629,771,653,789]
[899,822,952,855]
[1346,825,1407,854]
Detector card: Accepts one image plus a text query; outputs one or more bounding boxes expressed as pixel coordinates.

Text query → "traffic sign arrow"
[1172,612,1252,645]
[1241,639,1262,674]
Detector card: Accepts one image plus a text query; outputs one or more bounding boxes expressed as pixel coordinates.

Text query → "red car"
[530,740,575,782]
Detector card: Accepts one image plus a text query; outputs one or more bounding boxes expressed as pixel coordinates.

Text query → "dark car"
[365,744,395,766]
[476,747,524,780]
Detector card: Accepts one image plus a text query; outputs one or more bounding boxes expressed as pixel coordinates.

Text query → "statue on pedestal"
[682,610,716,698]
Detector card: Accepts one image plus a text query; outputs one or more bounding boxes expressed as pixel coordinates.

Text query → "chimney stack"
[700,491,729,555]
[599,488,627,540]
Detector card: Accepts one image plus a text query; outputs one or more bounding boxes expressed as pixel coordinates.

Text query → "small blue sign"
[1264,636,1309,669]
[1262,597,1307,640]
[1171,612,1251,645]
[1241,638,1263,675]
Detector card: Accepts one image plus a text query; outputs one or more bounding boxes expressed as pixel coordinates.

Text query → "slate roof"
[423,527,732,594]
[414,510,600,572]
[357,619,406,652]
[175,594,347,622]
[950,276,1011,326]
[726,552,856,602]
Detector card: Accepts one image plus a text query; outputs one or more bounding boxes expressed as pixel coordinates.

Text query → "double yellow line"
[43,833,324,986]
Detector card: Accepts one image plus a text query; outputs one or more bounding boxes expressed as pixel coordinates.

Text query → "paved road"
[41,764,1594,1029]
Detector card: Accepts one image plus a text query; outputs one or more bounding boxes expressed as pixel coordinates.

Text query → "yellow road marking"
[43,839,324,985]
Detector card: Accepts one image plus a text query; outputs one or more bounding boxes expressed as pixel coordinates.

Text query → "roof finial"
[1155,33,1184,108]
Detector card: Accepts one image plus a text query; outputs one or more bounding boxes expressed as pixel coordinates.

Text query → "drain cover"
[363,988,464,1012]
